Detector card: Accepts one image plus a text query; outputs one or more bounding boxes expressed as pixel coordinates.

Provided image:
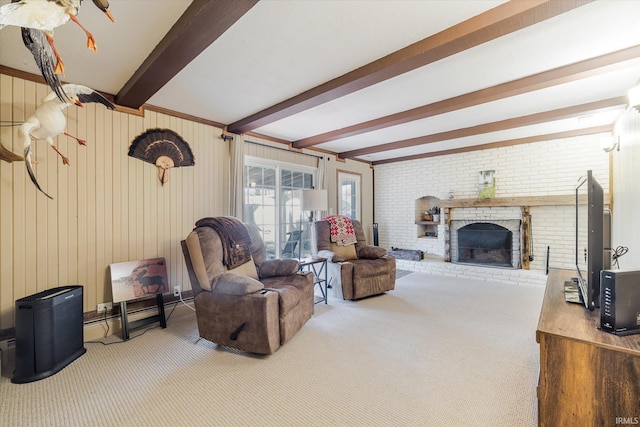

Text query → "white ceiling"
[1,0,639,164]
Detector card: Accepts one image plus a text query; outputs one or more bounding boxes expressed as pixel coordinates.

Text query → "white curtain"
[229,134,245,218]
[317,155,327,190]
[316,155,328,218]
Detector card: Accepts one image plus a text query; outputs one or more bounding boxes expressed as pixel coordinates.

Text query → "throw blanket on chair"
[195,217,252,270]
[322,215,357,246]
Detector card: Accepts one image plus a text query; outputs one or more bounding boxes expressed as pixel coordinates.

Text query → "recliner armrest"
[259,259,299,278]
[358,245,388,259]
[212,273,264,295]
[318,249,347,263]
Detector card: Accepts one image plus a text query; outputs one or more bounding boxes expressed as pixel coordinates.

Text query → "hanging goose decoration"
[128,128,195,185]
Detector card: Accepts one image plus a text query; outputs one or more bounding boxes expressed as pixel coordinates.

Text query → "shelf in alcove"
[415,221,440,225]
[418,235,438,239]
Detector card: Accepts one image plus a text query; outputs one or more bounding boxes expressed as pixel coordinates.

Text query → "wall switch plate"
[97,302,113,312]
[173,286,180,297]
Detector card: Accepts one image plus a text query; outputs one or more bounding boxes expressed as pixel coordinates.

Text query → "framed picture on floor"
[109,258,169,303]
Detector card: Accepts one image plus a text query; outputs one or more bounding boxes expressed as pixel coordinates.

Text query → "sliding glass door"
[245,158,315,259]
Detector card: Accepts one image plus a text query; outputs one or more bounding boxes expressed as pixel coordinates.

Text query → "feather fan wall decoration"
[128,128,195,185]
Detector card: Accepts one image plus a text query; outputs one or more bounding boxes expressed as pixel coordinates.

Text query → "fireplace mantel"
[440,194,611,208]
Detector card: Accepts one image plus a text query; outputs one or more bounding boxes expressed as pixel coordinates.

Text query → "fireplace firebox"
[449,216,522,269]
[457,223,513,267]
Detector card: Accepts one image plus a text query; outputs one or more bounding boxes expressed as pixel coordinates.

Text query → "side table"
[299,257,328,304]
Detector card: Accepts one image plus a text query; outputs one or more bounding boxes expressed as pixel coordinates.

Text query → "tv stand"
[537,269,640,426]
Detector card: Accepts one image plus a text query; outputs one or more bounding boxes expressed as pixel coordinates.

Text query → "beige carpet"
[0,272,544,426]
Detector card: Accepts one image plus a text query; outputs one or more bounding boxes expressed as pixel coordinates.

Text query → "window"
[338,171,361,220]
[244,158,315,259]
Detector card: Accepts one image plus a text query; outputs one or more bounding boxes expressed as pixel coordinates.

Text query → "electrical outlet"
[97,302,112,312]
[173,286,180,297]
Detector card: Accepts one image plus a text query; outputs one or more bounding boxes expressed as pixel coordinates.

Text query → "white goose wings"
[1,0,115,101]
[22,84,115,199]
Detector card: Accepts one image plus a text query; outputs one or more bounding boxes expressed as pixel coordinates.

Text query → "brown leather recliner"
[181,217,314,355]
[313,219,396,300]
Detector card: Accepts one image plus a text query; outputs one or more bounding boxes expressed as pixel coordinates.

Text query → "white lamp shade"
[302,189,328,211]
[629,85,640,110]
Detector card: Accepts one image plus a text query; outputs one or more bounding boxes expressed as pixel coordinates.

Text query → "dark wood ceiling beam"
[227,0,593,134]
[340,97,626,158]
[370,125,613,165]
[116,0,259,109]
[294,45,640,149]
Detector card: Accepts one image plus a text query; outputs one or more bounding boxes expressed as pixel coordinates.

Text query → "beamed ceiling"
[1,0,639,164]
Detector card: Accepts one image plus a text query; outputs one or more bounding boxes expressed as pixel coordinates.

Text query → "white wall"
[612,108,640,269]
[374,135,610,272]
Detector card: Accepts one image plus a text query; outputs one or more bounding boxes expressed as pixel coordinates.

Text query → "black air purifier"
[12,285,86,383]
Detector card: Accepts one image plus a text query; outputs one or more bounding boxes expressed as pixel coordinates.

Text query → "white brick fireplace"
[449,207,522,269]
[373,134,610,280]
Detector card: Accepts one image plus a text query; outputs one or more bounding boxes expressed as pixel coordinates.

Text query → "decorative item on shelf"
[478,169,496,199]
[447,190,454,200]
[429,206,440,223]
[423,211,432,221]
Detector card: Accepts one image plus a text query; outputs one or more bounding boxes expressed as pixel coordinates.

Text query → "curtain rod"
[244,139,325,160]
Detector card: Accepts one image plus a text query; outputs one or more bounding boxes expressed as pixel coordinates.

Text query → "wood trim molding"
[228,0,593,134]
[1,66,351,160]
[144,104,226,128]
[0,65,144,116]
[440,193,611,208]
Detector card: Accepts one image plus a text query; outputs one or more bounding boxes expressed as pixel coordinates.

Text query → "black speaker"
[372,223,379,246]
[12,286,86,383]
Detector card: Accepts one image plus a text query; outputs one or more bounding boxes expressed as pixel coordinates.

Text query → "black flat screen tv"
[575,170,604,311]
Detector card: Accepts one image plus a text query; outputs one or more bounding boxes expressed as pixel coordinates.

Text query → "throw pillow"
[185,231,214,291]
[330,242,357,260]
[259,259,298,279]
[227,256,259,279]
[359,246,387,259]
[214,273,264,295]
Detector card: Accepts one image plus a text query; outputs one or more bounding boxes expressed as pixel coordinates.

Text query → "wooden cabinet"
[537,270,640,426]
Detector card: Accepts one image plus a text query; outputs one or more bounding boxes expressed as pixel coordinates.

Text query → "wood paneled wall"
[0,75,228,329]
[0,73,374,331]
